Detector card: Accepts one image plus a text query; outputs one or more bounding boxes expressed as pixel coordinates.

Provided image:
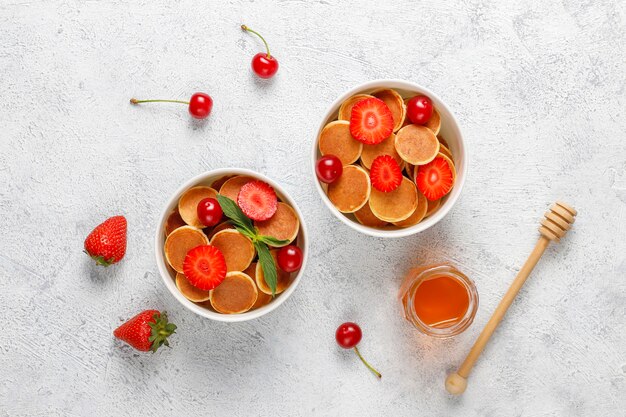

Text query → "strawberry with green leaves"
[84,215,127,266]
[114,310,176,352]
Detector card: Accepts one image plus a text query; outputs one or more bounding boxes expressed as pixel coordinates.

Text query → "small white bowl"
[312,79,468,238]
[155,168,308,322]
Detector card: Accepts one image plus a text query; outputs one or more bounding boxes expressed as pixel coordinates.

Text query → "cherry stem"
[353,346,382,379]
[241,24,271,58]
[130,98,189,105]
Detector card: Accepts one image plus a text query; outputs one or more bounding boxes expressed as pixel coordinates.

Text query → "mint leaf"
[216,194,255,233]
[257,235,290,247]
[255,241,277,296]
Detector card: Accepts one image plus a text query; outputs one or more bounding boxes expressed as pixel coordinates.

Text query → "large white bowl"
[312,79,467,238]
[155,168,308,322]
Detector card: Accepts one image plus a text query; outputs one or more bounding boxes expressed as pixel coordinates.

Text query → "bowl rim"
[311,79,468,238]
[154,168,309,322]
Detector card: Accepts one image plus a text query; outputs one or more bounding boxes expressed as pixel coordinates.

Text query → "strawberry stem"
[354,346,382,379]
[130,98,189,105]
[241,24,271,58]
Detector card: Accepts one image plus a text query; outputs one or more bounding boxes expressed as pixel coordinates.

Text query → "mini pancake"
[404,163,416,182]
[254,202,300,246]
[354,201,388,228]
[338,94,374,120]
[211,175,236,191]
[164,226,209,273]
[360,133,403,169]
[244,263,272,309]
[424,107,441,135]
[395,124,440,165]
[210,229,255,272]
[218,176,254,201]
[255,250,292,295]
[372,88,406,132]
[327,165,371,213]
[439,142,453,160]
[206,221,234,240]
[438,135,450,148]
[425,198,441,218]
[209,271,258,314]
[178,186,219,228]
[369,177,418,222]
[318,120,363,165]
[401,98,412,129]
[175,273,211,302]
[393,191,428,227]
[164,209,186,236]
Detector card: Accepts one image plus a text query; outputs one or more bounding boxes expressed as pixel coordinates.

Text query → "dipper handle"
[445,202,576,395]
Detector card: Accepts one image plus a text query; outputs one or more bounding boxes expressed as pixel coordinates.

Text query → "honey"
[400,264,478,338]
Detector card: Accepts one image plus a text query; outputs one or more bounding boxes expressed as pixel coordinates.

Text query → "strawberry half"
[183,245,227,290]
[237,180,278,221]
[349,97,394,145]
[416,157,454,200]
[370,155,402,192]
[114,310,176,352]
[84,215,127,266]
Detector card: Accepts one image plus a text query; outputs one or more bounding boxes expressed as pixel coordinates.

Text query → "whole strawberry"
[114,310,176,352]
[84,215,127,266]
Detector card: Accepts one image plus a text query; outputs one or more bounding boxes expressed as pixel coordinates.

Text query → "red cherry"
[242,25,279,79]
[335,322,381,378]
[316,155,343,184]
[197,198,223,227]
[406,95,433,125]
[277,245,303,272]
[130,92,213,120]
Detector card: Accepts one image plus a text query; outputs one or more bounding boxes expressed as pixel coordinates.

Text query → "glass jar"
[399,264,478,338]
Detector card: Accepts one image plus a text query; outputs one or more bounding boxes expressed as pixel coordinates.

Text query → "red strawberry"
[114,310,176,352]
[416,157,454,200]
[349,97,394,145]
[183,245,227,290]
[237,180,278,221]
[84,215,127,266]
[370,155,402,192]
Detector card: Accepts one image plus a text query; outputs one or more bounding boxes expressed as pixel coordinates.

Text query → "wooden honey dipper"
[445,201,577,395]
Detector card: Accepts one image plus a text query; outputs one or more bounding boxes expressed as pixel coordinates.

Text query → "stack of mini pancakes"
[317,88,457,229]
[163,175,302,314]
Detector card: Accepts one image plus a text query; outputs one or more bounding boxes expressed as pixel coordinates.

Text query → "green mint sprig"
[216,194,289,296]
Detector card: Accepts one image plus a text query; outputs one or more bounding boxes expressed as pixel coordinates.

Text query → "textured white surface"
[0,1,625,416]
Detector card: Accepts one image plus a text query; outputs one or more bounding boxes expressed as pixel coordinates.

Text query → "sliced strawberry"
[416,157,454,200]
[349,97,394,145]
[370,155,403,192]
[182,245,227,290]
[237,180,278,221]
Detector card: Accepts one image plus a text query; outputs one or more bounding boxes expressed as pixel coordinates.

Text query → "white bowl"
[155,168,308,322]
[312,79,467,238]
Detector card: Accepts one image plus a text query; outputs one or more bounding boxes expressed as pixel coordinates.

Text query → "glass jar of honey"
[399,264,478,338]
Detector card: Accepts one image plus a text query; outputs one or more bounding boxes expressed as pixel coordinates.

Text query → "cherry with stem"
[241,24,279,79]
[130,92,213,119]
[335,322,382,379]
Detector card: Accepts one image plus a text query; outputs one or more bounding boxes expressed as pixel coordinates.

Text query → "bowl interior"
[155,168,308,322]
[313,80,466,238]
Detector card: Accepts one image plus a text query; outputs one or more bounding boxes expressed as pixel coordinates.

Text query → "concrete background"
[1,0,625,416]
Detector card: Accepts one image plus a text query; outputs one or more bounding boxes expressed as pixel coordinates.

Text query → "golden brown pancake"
[439,143,453,160]
[404,162,416,182]
[354,201,388,228]
[318,120,363,165]
[175,273,211,302]
[401,97,412,129]
[338,94,374,120]
[372,89,406,132]
[425,107,441,135]
[255,250,292,295]
[218,176,254,201]
[209,271,258,314]
[425,198,441,218]
[164,226,209,273]
[360,133,403,169]
[210,175,236,191]
[178,186,219,228]
[210,229,255,272]
[395,124,440,165]
[393,190,428,227]
[438,135,449,149]
[369,177,418,222]
[164,209,186,236]
[206,221,234,240]
[254,202,299,246]
[327,165,370,213]
[244,263,272,309]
